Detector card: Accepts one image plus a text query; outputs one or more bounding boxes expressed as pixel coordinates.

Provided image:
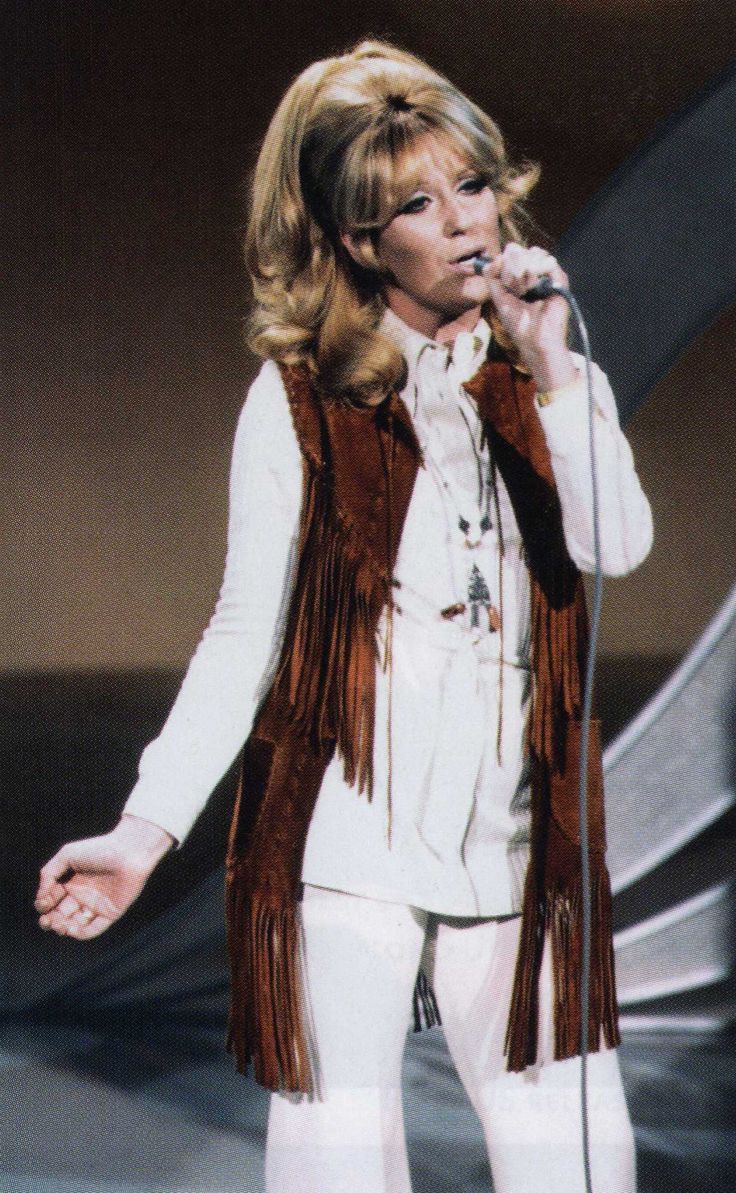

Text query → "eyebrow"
[397,163,480,197]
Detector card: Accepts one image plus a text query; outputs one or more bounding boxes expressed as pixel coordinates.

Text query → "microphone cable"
[523,275,602,1193]
[472,255,603,1193]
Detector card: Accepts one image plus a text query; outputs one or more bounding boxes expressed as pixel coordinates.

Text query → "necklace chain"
[418,396,502,633]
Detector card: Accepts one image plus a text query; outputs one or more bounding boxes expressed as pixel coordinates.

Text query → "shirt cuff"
[121,780,191,850]
[535,372,584,407]
[534,372,601,453]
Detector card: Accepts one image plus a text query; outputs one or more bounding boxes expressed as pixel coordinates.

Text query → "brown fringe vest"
[224,349,620,1094]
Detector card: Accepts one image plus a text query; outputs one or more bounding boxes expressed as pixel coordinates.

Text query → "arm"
[36,360,303,938]
[482,244,653,577]
[535,358,654,576]
[120,359,303,846]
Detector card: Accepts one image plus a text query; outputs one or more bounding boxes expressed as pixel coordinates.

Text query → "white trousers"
[265,884,636,1193]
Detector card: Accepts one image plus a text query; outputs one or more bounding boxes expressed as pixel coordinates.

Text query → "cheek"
[379,226,438,285]
[485,197,503,245]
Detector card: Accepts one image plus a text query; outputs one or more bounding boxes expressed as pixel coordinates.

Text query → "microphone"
[520,275,564,302]
[470,255,565,302]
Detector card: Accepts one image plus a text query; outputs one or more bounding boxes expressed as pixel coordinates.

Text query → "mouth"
[449,249,491,277]
[452,248,486,264]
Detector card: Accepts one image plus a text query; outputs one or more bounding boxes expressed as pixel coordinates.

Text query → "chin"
[440,288,485,318]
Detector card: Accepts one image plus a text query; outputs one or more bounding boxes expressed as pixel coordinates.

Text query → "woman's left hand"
[482,244,578,392]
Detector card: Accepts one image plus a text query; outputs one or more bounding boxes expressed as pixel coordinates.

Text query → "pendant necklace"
[419,403,503,634]
[414,362,508,765]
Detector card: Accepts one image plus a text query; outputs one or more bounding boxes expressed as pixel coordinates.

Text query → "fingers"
[39,905,108,939]
[36,843,109,937]
[484,244,571,374]
[38,891,90,932]
[489,243,568,299]
[35,833,116,911]
[38,889,108,938]
[70,914,109,939]
[62,905,109,939]
[35,847,75,913]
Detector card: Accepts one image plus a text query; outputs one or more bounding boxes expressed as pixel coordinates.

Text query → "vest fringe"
[528,570,583,768]
[224,861,314,1094]
[504,828,620,1072]
[273,452,382,799]
[503,866,545,1070]
[547,868,620,1059]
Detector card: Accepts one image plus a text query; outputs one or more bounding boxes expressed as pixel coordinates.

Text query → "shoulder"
[239,359,291,428]
[235,360,299,446]
[237,359,327,475]
[230,360,301,477]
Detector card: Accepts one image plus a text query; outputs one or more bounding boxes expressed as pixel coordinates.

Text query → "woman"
[35,39,652,1193]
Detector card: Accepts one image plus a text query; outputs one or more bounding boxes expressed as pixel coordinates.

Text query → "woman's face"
[374,136,502,338]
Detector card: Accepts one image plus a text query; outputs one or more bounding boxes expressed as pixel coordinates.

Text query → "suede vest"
[224,349,620,1094]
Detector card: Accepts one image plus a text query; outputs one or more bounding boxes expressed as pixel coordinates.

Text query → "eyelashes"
[458,175,487,193]
[397,175,489,217]
[399,195,431,215]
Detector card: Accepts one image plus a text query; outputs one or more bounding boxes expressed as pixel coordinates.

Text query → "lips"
[452,248,486,264]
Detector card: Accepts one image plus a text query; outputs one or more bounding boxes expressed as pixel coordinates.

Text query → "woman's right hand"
[34,814,176,939]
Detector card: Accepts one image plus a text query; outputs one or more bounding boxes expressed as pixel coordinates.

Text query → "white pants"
[265,884,636,1193]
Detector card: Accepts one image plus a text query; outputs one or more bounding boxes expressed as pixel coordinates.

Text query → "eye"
[398,193,430,216]
[458,175,487,194]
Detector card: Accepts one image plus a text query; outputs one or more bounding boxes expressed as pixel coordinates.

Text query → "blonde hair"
[245,39,540,404]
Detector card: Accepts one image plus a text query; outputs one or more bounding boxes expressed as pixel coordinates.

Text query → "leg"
[431,913,636,1193]
[265,884,427,1193]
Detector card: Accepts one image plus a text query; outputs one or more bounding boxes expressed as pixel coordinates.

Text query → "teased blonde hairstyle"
[245,39,540,404]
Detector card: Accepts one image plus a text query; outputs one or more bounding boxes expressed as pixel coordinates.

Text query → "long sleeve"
[121,360,303,847]
[535,354,653,576]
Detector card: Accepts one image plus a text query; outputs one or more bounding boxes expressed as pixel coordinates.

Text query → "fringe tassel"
[504,861,620,1072]
[528,570,583,768]
[412,969,443,1033]
[548,869,621,1059]
[275,467,381,798]
[224,867,314,1094]
[504,872,546,1071]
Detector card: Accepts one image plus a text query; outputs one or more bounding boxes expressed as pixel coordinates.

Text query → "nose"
[442,192,473,237]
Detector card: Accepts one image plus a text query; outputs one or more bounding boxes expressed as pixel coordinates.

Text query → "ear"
[340,228,386,276]
[340,231,362,265]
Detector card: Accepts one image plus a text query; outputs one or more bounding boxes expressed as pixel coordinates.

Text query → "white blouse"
[122,309,653,916]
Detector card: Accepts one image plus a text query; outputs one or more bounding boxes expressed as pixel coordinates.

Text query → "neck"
[384,289,482,345]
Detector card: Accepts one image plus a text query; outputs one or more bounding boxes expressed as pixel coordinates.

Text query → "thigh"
[429,911,520,1107]
[265,885,428,1193]
[297,883,428,1092]
[480,1046,636,1193]
[432,913,636,1193]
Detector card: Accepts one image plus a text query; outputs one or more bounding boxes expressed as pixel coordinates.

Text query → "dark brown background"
[4,0,736,674]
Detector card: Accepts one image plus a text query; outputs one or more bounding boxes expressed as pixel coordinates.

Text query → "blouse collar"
[380,306,492,396]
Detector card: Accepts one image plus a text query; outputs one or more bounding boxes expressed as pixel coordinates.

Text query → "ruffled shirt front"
[122,308,653,916]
